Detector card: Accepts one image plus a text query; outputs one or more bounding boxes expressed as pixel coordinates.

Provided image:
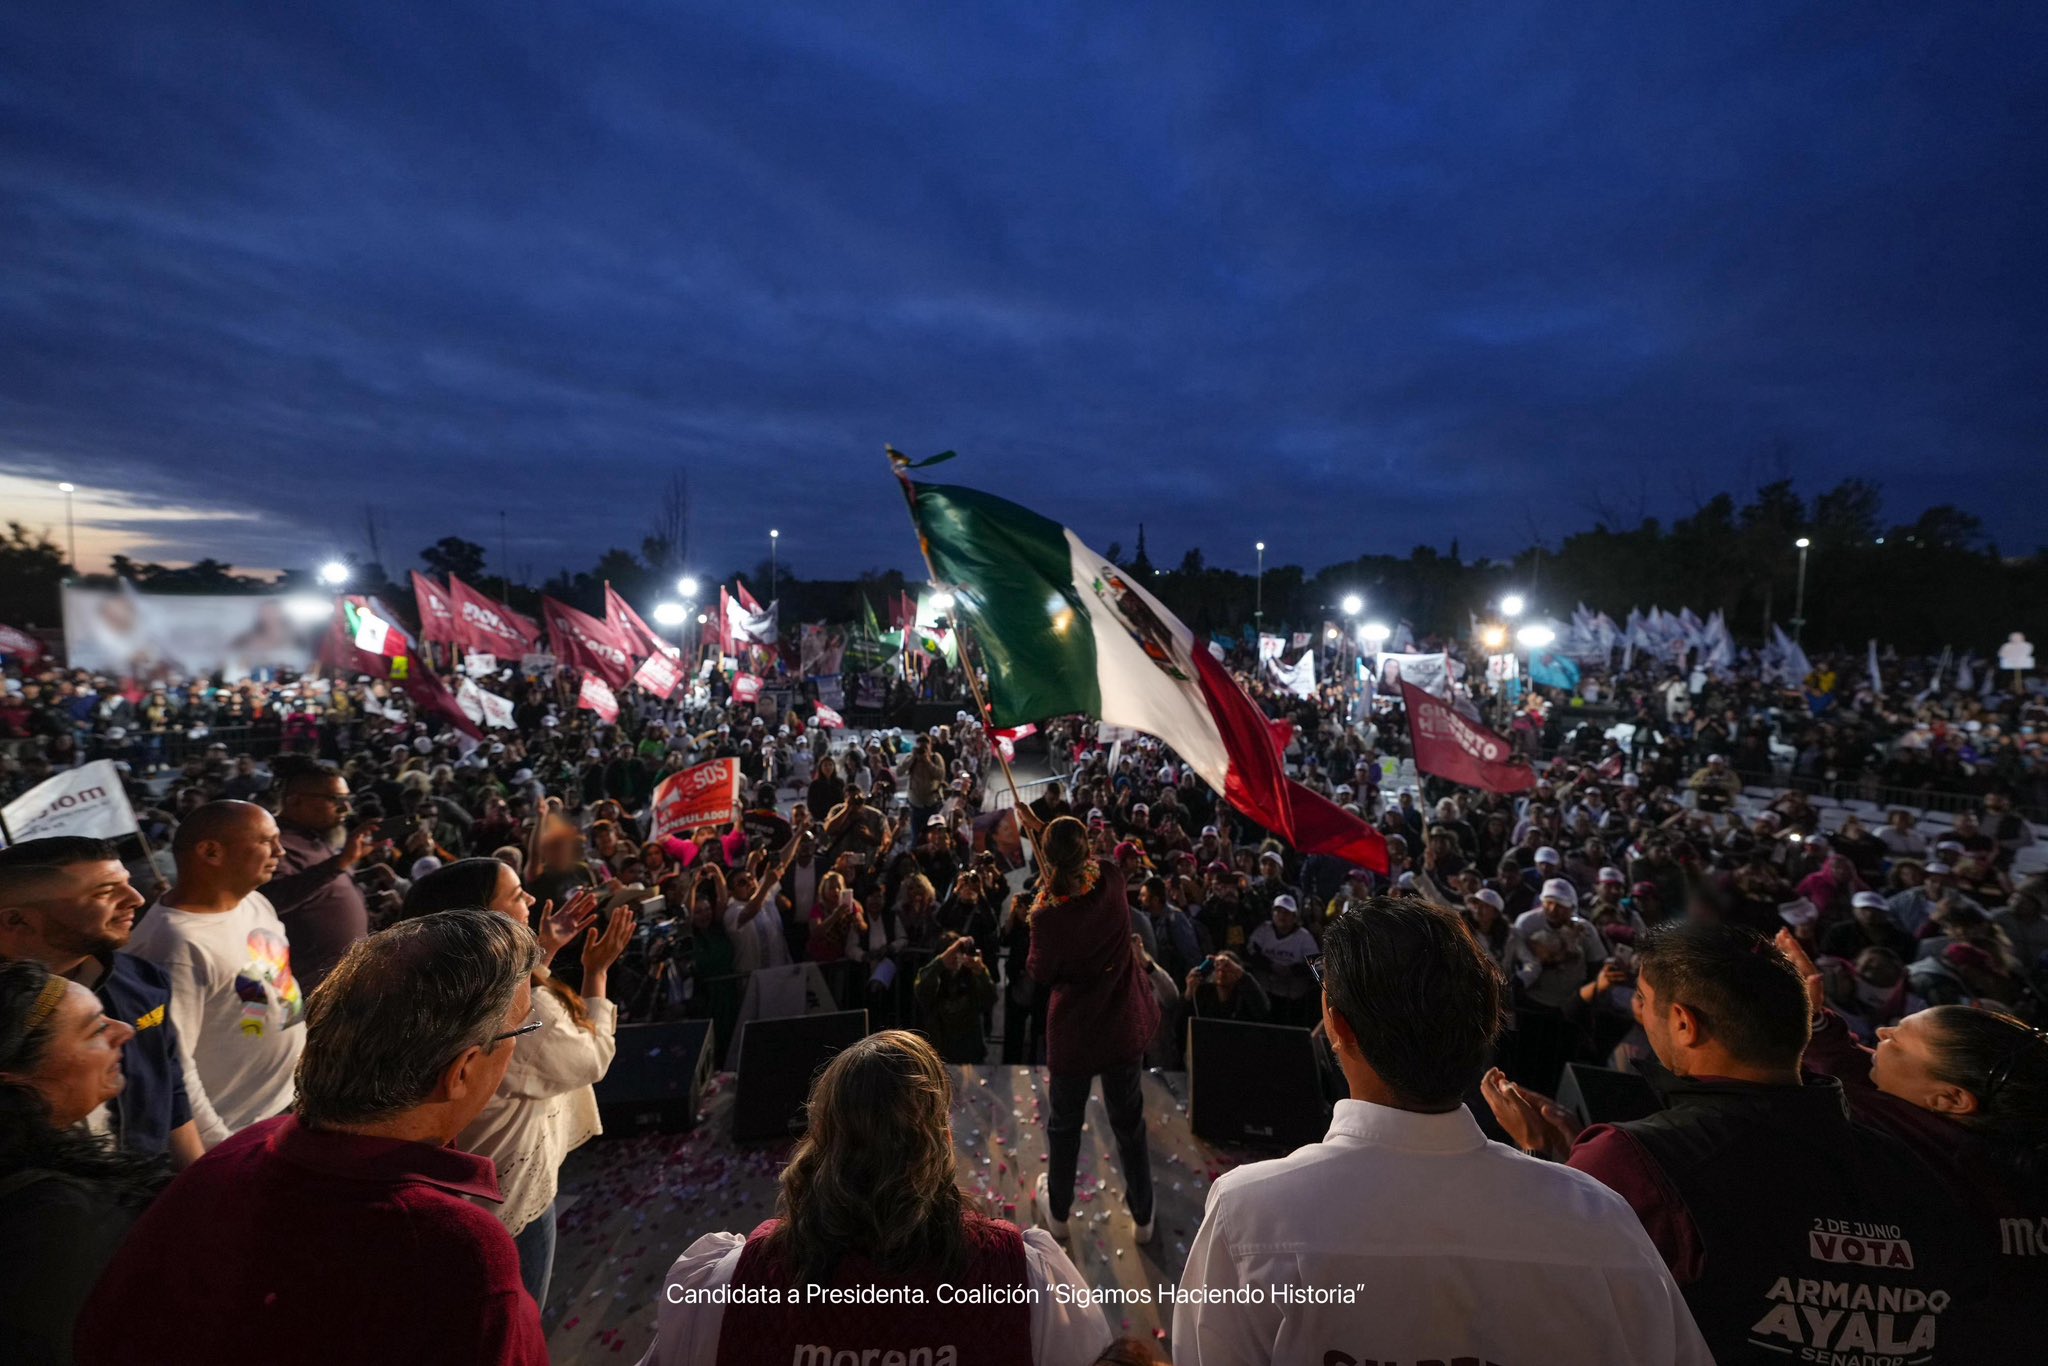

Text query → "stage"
[543,1066,1248,1364]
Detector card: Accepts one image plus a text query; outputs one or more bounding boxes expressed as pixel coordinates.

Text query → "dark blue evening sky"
[2,2,2045,580]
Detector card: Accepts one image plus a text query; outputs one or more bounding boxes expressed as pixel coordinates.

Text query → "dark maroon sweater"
[77,1115,545,1366]
[1026,858,1159,1076]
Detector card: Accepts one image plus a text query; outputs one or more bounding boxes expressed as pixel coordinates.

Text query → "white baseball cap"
[1541,878,1579,908]
[1597,867,1625,885]
[1273,894,1299,915]
[1535,846,1561,865]
[1852,891,1888,912]
[1469,888,1504,912]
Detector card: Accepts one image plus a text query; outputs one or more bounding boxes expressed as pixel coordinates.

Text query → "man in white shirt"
[126,800,307,1146]
[1510,877,1609,1010]
[1246,894,1319,1025]
[1174,896,1710,1366]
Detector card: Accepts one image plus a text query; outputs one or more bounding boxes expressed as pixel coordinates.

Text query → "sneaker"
[1133,1210,1156,1246]
[1035,1173,1069,1240]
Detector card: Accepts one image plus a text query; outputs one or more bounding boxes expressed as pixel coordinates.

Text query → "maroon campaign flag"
[605,584,676,663]
[404,668,486,740]
[734,578,764,614]
[731,672,763,704]
[1401,681,1536,794]
[411,572,457,645]
[542,595,634,688]
[447,575,541,657]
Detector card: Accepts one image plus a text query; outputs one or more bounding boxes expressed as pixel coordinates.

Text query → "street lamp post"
[1791,537,1811,644]
[769,530,780,601]
[1254,541,1265,630]
[317,561,350,587]
[1340,595,1364,720]
[57,482,76,573]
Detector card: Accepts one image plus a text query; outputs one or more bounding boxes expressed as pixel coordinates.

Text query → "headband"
[23,975,68,1035]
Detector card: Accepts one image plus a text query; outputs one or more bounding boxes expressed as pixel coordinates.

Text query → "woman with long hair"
[1025,815,1161,1246]
[1780,931,2045,1361]
[0,960,166,1364]
[641,1030,1110,1366]
[401,857,634,1315]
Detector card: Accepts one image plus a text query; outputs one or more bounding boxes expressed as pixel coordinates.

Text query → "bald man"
[127,800,308,1145]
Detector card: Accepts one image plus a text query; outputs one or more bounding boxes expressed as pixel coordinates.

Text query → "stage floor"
[543,1065,1247,1364]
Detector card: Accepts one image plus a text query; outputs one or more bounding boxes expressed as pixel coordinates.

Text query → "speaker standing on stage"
[1025,815,1161,1245]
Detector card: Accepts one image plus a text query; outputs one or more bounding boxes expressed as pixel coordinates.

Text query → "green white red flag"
[903,477,1387,872]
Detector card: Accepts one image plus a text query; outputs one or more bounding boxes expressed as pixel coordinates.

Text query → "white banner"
[62,584,325,679]
[1267,651,1317,699]
[456,679,518,730]
[1,761,141,844]
[1374,651,1451,700]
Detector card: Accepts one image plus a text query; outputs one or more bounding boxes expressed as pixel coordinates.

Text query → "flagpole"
[886,446,1039,852]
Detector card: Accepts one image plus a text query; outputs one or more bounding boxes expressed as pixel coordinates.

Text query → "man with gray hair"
[78,908,549,1366]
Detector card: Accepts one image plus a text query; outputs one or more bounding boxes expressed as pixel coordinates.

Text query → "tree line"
[1,477,2040,655]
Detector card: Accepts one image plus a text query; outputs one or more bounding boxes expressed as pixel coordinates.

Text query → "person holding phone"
[913,931,997,1063]
[1184,951,1271,1023]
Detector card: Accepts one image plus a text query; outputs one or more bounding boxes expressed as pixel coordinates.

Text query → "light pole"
[769,530,780,601]
[1254,541,1265,630]
[1500,593,1525,619]
[317,561,350,588]
[1340,595,1364,720]
[57,482,76,572]
[1791,537,1811,644]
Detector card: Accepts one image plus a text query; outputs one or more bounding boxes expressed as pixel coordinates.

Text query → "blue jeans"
[512,1200,557,1313]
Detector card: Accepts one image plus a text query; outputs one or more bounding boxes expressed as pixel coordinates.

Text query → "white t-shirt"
[638,1226,1110,1366]
[128,891,307,1146]
[725,885,791,976]
[1174,1100,1711,1366]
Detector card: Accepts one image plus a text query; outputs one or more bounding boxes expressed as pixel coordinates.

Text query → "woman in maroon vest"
[642,1029,1111,1366]
[1025,815,1161,1246]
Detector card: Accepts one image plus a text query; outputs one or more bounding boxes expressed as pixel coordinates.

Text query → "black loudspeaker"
[730,1010,870,1141]
[1187,1018,1331,1151]
[1554,1063,1662,1128]
[592,1019,717,1136]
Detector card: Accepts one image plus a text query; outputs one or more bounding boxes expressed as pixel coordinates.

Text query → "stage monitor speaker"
[1187,1018,1331,1151]
[593,1019,716,1136]
[1554,1063,1662,1128]
[730,1010,870,1141]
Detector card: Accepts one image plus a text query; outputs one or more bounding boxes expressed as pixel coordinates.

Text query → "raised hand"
[582,903,637,976]
[1774,928,1826,1013]
[1481,1068,1582,1159]
[537,887,600,965]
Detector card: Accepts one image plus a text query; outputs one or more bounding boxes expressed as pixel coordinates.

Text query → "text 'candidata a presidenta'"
[664,1281,1364,1307]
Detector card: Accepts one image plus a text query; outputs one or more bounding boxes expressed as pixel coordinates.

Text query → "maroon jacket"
[1027,858,1159,1076]
[77,1115,546,1366]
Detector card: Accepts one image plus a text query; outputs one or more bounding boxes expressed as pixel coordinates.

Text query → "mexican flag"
[905,479,1387,871]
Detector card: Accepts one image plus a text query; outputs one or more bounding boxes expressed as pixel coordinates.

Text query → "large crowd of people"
[1,628,2044,1364]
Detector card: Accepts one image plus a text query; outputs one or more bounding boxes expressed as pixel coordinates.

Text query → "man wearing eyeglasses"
[263,758,378,992]
[1173,896,1710,1366]
[80,908,550,1366]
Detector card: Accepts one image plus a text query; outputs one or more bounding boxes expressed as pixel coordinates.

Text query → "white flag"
[1,761,141,844]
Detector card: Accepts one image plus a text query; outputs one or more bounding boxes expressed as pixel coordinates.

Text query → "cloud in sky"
[2,2,2045,581]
